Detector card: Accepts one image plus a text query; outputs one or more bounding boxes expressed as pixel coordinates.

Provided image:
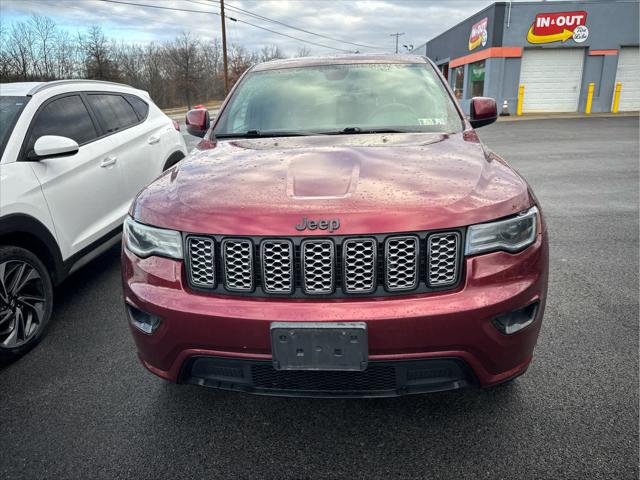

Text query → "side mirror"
[31,135,79,160]
[469,97,498,129]
[185,108,210,138]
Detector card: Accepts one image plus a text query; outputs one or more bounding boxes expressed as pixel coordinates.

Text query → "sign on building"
[468,17,489,51]
[527,11,589,44]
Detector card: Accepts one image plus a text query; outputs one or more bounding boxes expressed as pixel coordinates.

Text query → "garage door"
[614,47,640,112]
[519,49,585,112]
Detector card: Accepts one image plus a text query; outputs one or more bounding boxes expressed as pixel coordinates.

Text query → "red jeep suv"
[122,55,548,397]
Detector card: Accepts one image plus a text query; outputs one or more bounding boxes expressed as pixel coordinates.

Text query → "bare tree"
[142,43,168,105]
[79,25,118,80]
[114,42,145,86]
[54,30,79,79]
[0,14,291,108]
[163,32,204,108]
[229,44,258,85]
[259,44,285,63]
[201,38,224,100]
[30,15,58,79]
[0,24,12,80]
[6,20,37,80]
[296,46,311,57]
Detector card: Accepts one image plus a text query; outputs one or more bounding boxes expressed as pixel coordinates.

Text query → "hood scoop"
[286,152,360,199]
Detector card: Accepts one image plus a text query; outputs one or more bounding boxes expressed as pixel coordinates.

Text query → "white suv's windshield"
[214,63,463,138]
[0,96,29,156]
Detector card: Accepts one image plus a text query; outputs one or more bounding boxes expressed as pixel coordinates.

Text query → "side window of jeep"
[26,95,98,155]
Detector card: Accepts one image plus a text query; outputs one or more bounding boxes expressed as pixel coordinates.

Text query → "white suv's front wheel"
[0,246,53,362]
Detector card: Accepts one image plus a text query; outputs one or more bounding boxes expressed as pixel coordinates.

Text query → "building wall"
[502,1,639,113]
[425,4,503,63]
[423,3,503,112]
[420,1,640,114]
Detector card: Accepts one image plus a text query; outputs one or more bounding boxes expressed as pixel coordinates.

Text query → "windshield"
[214,63,463,137]
[0,96,29,157]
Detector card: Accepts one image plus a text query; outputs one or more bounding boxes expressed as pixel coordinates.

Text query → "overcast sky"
[2,0,553,55]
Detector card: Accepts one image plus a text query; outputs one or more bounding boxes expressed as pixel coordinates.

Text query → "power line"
[197,0,385,50]
[96,0,353,53]
[15,0,201,32]
[231,15,353,53]
[97,0,220,16]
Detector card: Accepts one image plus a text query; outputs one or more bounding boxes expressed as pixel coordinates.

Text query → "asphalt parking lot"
[1,116,638,480]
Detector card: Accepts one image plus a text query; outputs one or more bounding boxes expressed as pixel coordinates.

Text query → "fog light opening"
[492,302,539,335]
[126,304,161,334]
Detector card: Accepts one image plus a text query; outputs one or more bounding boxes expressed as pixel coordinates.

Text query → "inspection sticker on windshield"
[418,118,446,126]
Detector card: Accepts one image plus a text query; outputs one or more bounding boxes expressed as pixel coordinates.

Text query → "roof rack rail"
[27,79,134,96]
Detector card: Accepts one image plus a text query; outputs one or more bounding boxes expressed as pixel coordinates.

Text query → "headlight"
[124,217,183,259]
[465,207,538,255]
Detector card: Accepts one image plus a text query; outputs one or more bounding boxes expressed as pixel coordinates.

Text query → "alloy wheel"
[0,260,47,348]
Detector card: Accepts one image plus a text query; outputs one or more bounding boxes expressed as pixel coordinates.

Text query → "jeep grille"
[221,239,254,292]
[301,240,335,294]
[261,240,294,294]
[385,236,419,291]
[186,237,215,288]
[185,231,461,297]
[427,233,460,287]
[343,238,377,293]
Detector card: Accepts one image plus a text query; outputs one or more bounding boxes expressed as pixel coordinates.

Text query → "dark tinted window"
[1,96,29,156]
[87,94,139,133]
[126,95,149,120]
[28,95,97,152]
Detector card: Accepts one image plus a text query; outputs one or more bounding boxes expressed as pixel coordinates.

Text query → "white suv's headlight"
[124,217,183,259]
[465,207,538,255]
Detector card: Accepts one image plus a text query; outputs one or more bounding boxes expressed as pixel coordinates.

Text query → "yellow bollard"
[612,82,622,113]
[585,82,595,114]
[517,84,524,116]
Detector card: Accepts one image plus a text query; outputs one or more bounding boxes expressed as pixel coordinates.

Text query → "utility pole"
[220,0,229,94]
[390,32,405,54]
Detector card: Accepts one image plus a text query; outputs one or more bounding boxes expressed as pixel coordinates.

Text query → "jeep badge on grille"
[295,216,340,233]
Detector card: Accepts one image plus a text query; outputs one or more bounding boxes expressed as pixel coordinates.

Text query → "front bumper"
[122,231,548,394]
[181,356,475,398]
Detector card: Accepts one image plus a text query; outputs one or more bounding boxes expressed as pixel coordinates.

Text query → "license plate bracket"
[270,322,368,371]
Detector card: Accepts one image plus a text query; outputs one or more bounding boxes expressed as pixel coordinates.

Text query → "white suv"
[0,80,188,360]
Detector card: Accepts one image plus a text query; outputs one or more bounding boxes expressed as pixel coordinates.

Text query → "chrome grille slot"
[343,238,377,293]
[261,240,294,294]
[385,236,419,291]
[427,232,460,287]
[221,239,254,291]
[187,236,215,288]
[301,240,335,294]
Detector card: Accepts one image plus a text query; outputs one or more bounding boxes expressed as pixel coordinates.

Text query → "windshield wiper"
[214,130,311,139]
[321,127,424,135]
[214,127,427,139]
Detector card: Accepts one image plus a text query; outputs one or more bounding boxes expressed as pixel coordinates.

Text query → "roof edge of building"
[424,2,504,47]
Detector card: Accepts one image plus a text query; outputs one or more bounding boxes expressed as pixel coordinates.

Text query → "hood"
[134,132,532,236]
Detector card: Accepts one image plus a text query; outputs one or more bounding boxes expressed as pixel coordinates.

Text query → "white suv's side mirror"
[32,135,79,160]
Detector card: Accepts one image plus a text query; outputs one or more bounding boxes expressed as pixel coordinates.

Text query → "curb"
[497,111,639,122]
[162,102,223,120]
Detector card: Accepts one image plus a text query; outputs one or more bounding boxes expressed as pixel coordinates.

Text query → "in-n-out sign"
[535,12,587,29]
[527,11,589,44]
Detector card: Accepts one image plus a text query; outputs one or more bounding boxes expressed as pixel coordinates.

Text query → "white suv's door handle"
[100,156,118,168]
[147,135,160,145]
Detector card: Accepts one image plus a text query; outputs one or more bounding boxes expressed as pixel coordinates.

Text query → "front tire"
[0,246,53,363]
